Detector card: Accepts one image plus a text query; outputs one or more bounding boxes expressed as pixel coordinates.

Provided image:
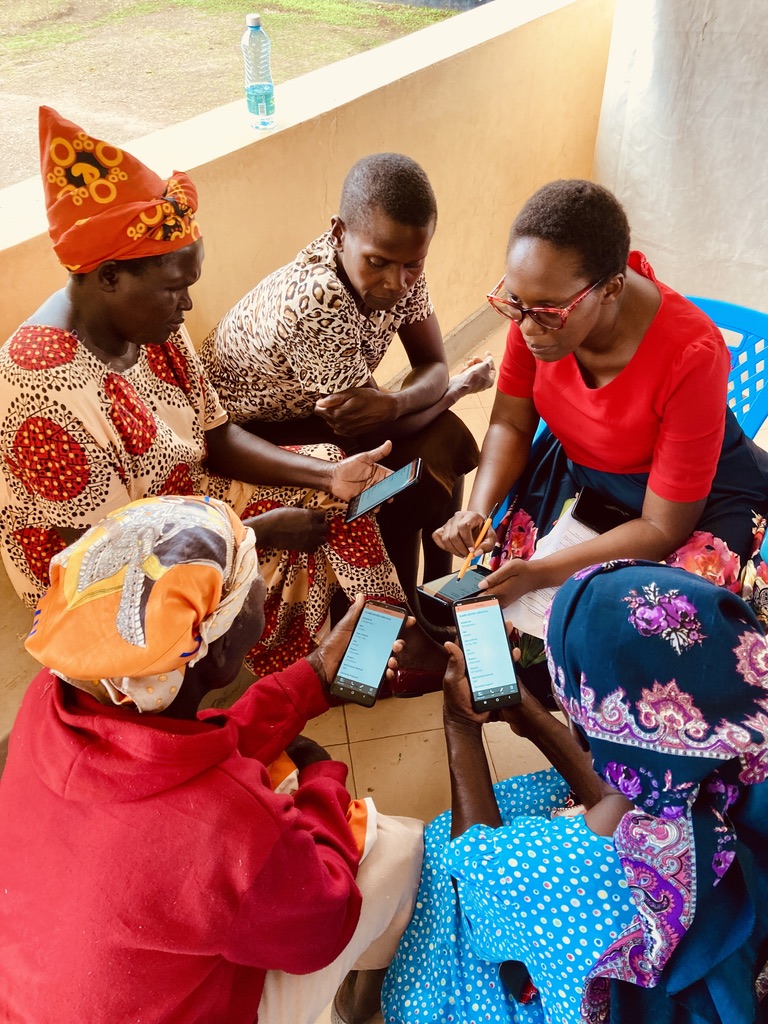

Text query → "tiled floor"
[311,323,560,1024]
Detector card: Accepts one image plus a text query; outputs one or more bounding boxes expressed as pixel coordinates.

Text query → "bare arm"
[393,312,450,415]
[376,351,496,441]
[433,391,539,558]
[443,643,629,840]
[205,420,391,502]
[499,690,608,809]
[442,642,502,839]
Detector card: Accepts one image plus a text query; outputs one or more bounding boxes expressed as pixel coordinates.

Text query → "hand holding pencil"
[456,502,500,579]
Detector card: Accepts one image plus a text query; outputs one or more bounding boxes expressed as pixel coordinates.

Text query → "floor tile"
[349,729,452,821]
[482,716,566,782]
[303,704,349,747]
[458,406,492,448]
[345,689,444,743]
[451,391,485,415]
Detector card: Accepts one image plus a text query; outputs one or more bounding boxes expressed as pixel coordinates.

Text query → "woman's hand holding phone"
[328,600,409,706]
[306,596,369,693]
[307,596,412,707]
[442,642,496,728]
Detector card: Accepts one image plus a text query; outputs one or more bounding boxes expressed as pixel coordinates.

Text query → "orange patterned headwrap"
[26,496,259,712]
[39,105,202,274]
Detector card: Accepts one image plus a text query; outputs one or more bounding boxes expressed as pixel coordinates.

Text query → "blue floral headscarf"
[545,561,768,1019]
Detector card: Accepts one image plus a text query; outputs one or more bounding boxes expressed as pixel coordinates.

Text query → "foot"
[447,351,496,403]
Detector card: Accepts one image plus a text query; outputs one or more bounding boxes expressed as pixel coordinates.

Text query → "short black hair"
[509,179,630,281]
[339,153,437,231]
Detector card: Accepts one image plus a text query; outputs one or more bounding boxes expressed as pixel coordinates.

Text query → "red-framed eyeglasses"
[486,276,605,330]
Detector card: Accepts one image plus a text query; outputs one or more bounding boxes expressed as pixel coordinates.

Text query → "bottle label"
[246,83,275,118]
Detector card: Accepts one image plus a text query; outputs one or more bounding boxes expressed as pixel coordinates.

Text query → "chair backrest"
[687,296,768,440]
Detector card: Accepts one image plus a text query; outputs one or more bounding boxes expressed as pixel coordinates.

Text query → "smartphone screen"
[329,602,407,706]
[453,595,521,711]
[419,565,492,605]
[345,458,422,523]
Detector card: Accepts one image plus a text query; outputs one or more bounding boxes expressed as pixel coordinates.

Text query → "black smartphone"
[345,458,422,523]
[571,486,634,534]
[329,601,407,707]
[453,594,521,712]
[418,564,492,605]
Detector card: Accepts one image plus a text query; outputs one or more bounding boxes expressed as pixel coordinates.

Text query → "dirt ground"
[0,0,449,191]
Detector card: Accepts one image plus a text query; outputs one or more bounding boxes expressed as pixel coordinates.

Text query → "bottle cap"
[245,13,261,27]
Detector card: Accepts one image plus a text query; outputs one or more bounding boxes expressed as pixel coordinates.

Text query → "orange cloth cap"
[39,105,202,274]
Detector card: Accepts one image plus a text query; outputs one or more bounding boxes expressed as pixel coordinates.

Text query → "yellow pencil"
[456,502,500,579]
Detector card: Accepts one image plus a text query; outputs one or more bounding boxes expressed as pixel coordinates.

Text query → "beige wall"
[0,0,614,745]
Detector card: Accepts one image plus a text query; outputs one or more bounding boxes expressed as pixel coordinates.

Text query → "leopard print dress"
[197,231,434,425]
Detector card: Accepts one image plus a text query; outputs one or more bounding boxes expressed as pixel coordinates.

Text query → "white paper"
[502,504,598,638]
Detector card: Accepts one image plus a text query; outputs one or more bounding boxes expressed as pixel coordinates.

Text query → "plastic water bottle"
[242,13,275,130]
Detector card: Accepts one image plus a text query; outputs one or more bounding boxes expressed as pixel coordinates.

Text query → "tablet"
[344,458,422,523]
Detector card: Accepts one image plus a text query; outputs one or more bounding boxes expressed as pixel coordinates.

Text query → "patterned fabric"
[26,495,258,712]
[382,768,636,1024]
[39,106,200,274]
[384,563,768,1024]
[0,325,224,606]
[488,419,768,627]
[545,560,768,1020]
[197,231,434,424]
[0,324,405,674]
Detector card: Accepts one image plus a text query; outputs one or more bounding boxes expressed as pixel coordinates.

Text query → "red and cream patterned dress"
[0,325,404,675]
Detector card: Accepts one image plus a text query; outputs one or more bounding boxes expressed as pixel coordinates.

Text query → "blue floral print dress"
[384,563,768,1024]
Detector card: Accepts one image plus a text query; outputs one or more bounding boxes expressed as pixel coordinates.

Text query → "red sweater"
[0,663,362,1023]
[497,252,730,503]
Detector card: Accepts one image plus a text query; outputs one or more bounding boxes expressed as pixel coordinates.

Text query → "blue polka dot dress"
[382,768,636,1024]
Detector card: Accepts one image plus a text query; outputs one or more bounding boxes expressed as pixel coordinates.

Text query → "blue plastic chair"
[489,296,768,534]
[687,296,768,440]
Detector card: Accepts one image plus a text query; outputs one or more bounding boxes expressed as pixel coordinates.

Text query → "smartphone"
[345,458,422,523]
[418,564,492,605]
[571,486,634,534]
[329,601,407,707]
[453,595,521,712]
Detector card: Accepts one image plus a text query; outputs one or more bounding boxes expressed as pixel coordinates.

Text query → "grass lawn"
[2,0,454,79]
[0,0,456,187]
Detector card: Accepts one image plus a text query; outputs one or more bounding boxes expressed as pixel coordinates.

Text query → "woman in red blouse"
[435,179,768,617]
